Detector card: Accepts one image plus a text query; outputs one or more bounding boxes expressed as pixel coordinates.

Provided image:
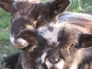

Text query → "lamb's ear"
[78,34,92,48]
[19,30,37,45]
[0,0,13,12]
[47,0,71,16]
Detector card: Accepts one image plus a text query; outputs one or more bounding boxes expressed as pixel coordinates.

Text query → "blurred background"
[0,0,92,69]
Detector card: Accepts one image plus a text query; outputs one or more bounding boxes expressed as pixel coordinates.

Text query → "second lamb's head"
[20,23,92,69]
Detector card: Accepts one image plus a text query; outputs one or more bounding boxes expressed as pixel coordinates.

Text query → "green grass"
[69,0,84,12]
[0,0,92,69]
[42,0,49,2]
[69,0,92,14]
[0,8,11,28]
[0,8,19,69]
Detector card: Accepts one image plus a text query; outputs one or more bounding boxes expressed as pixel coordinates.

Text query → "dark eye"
[71,44,78,48]
[71,44,75,47]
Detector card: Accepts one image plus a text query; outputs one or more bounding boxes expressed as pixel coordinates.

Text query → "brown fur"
[0,0,70,69]
[20,13,92,69]
[36,21,92,69]
[1,0,92,69]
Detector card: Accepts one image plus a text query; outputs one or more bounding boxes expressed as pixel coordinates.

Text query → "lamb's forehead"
[37,23,78,45]
[38,23,73,36]
[11,0,46,22]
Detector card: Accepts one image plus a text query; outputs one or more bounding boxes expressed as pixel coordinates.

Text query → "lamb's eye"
[71,44,75,47]
[71,44,78,48]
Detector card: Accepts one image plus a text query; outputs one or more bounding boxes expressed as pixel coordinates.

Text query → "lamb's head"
[17,23,92,69]
[0,0,71,49]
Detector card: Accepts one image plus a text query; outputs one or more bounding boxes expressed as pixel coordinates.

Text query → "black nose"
[47,48,61,64]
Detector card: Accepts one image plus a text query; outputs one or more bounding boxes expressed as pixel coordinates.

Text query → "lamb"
[0,0,70,69]
[26,22,92,69]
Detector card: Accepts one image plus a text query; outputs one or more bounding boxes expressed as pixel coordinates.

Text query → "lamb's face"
[36,24,78,69]
[10,1,51,49]
[36,23,92,69]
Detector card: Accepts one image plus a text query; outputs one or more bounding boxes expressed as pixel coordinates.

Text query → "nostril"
[46,47,61,64]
